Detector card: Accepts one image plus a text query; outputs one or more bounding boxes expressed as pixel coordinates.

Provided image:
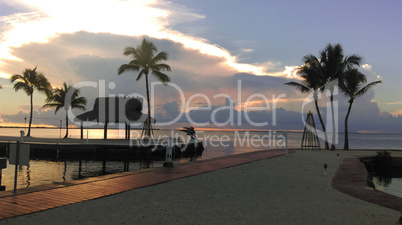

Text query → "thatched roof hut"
[76,97,155,139]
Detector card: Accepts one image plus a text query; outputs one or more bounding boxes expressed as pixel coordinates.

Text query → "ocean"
[0,127,401,190]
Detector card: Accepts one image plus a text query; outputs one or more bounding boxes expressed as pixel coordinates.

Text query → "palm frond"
[303,55,320,64]
[10,74,26,83]
[355,80,382,98]
[284,81,310,93]
[151,51,168,65]
[123,46,138,57]
[42,103,60,108]
[43,82,86,114]
[118,64,140,75]
[340,69,366,96]
[152,71,170,85]
[152,63,171,72]
[344,54,362,69]
[119,38,171,87]
[71,96,87,108]
[12,82,32,95]
[141,38,157,53]
[136,69,147,81]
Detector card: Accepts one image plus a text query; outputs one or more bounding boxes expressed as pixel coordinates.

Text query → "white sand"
[2,150,401,225]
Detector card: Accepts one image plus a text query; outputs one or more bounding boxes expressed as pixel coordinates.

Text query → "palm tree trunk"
[64,113,68,138]
[27,93,33,137]
[314,99,329,150]
[330,92,336,150]
[145,74,151,138]
[344,100,353,150]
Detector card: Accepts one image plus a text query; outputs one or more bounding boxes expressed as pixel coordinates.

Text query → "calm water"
[372,177,402,198]
[0,128,401,191]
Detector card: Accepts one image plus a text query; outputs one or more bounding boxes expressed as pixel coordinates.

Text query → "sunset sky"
[0,0,401,133]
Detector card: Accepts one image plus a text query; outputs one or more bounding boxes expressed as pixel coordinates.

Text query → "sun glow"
[0,0,299,79]
[0,0,166,60]
[0,122,57,128]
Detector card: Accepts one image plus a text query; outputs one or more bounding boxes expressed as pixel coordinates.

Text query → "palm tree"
[340,69,382,150]
[285,62,329,149]
[10,66,52,136]
[117,38,171,137]
[304,44,362,150]
[43,82,86,138]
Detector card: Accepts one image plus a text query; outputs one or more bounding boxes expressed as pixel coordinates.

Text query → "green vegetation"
[118,38,171,138]
[43,82,87,138]
[10,66,52,136]
[375,150,392,159]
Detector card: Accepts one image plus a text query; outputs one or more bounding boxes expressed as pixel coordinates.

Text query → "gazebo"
[76,97,155,139]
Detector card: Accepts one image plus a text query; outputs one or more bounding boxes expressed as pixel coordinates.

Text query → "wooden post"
[125,123,128,140]
[80,121,83,140]
[13,141,20,193]
[127,123,130,140]
[104,122,108,139]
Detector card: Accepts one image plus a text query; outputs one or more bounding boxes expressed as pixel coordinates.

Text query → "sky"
[0,0,401,133]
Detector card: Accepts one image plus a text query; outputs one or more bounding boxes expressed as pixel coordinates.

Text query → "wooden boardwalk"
[0,149,288,219]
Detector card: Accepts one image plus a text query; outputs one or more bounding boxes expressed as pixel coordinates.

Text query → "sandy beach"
[1,150,401,225]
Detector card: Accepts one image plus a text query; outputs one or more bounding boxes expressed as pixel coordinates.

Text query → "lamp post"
[24,117,26,133]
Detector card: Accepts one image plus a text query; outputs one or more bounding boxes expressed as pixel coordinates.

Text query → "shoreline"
[1,135,401,150]
[1,127,402,135]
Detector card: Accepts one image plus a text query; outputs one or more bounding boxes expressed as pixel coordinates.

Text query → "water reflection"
[77,160,83,179]
[366,158,402,198]
[1,157,167,191]
[26,165,31,187]
[123,160,129,171]
[63,160,67,181]
[373,176,392,187]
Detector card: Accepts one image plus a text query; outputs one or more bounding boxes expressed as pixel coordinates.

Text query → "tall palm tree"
[43,82,87,138]
[304,44,362,150]
[10,66,52,136]
[340,69,382,150]
[118,38,171,137]
[285,62,329,149]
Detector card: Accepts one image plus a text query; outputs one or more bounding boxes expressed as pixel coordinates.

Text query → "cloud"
[1,32,302,111]
[360,64,382,81]
[0,0,298,79]
[390,110,402,117]
[18,105,47,113]
[2,80,401,133]
[241,48,254,53]
[362,64,372,70]
[387,101,402,105]
[0,1,398,132]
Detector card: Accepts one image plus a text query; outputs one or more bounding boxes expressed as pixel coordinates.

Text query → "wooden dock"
[0,136,204,160]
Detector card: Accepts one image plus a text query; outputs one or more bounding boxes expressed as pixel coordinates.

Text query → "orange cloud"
[0,0,300,80]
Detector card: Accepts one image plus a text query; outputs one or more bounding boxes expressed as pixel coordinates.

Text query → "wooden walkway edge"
[0,149,289,220]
